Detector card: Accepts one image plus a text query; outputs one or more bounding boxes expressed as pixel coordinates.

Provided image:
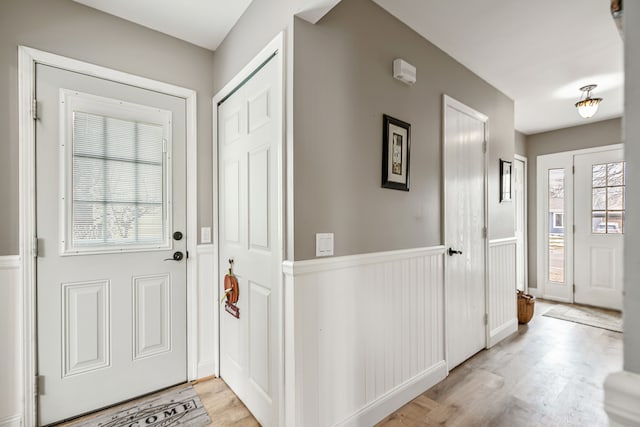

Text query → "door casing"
[442,94,489,370]
[211,32,286,423]
[18,46,199,427]
[514,154,528,293]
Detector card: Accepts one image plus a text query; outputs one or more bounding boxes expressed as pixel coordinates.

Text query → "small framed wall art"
[382,114,411,191]
[500,158,512,202]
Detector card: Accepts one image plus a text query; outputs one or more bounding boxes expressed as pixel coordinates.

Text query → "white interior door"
[218,54,282,426]
[36,64,187,425]
[514,157,527,292]
[443,96,487,370]
[574,149,624,310]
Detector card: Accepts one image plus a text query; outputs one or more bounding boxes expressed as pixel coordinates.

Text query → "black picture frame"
[500,159,512,202]
[382,114,411,191]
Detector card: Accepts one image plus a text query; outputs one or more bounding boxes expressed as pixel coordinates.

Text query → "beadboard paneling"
[0,257,22,425]
[488,238,518,347]
[284,246,447,427]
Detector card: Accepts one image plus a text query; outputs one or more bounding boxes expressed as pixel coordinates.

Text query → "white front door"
[218,53,282,426]
[514,157,527,292]
[443,95,487,370]
[36,64,187,425]
[574,149,624,310]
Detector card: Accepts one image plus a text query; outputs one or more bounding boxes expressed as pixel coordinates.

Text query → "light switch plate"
[316,233,334,257]
[201,227,212,244]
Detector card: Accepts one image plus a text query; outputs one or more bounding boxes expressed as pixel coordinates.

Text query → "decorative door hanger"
[222,258,240,318]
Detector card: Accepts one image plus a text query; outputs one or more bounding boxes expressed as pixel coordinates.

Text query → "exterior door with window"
[36,64,187,424]
[574,149,624,310]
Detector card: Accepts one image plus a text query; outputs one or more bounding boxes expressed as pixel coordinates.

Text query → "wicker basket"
[517,290,535,324]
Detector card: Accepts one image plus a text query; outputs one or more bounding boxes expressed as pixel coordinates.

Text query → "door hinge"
[572,165,575,174]
[573,284,576,293]
[32,98,39,120]
[573,225,576,233]
[186,250,189,259]
[35,375,44,396]
[32,236,39,258]
[484,313,488,325]
[482,227,487,239]
[482,140,487,153]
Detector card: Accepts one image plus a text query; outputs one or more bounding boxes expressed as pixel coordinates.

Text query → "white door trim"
[211,31,286,421]
[442,94,489,368]
[535,143,623,301]
[18,46,199,427]
[514,154,528,292]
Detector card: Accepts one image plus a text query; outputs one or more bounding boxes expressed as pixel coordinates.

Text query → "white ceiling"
[72,0,253,51]
[73,0,624,135]
[373,0,624,135]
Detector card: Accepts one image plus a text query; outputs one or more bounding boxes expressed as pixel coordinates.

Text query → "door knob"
[173,231,183,241]
[164,251,184,261]
[448,248,463,256]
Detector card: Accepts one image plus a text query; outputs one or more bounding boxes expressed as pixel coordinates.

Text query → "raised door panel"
[133,274,171,359]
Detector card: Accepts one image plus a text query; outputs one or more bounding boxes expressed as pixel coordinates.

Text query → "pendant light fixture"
[575,84,603,119]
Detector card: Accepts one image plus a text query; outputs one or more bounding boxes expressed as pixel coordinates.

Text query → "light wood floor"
[57,299,622,427]
[376,299,622,426]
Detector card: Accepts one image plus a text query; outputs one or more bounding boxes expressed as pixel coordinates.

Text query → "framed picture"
[382,114,411,191]
[500,159,512,202]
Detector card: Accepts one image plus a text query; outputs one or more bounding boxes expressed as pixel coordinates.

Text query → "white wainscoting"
[487,238,518,348]
[283,246,447,427]
[0,256,22,426]
[196,244,216,379]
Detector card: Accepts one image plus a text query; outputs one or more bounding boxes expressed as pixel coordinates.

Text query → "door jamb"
[514,154,528,292]
[211,31,286,421]
[18,46,199,427]
[442,95,489,370]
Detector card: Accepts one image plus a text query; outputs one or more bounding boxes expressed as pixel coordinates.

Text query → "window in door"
[548,169,565,283]
[62,90,172,254]
[591,162,625,234]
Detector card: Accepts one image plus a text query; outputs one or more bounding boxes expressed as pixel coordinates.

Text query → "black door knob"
[448,248,463,256]
[164,251,184,261]
[173,231,183,241]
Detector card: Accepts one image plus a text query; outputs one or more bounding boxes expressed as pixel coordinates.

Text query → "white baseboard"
[605,370,640,426]
[488,319,518,348]
[336,361,447,427]
[0,414,22,427]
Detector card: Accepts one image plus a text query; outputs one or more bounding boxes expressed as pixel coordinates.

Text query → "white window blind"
[72,111,166,248]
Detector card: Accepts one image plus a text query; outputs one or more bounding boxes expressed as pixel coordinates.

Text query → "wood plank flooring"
[376,299,622,426]
[55,299,622,427]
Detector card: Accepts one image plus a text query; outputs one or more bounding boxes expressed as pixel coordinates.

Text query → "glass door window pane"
[71,111,166,249]
[548,169,565,283]
[591,162,625,234]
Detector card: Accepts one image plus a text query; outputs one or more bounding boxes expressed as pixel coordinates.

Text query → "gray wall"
[0,0,215,255]
[524,118,623,288]
[292,0,515,261]
[212,0,295,94]
[624,1,640,374]
[515,131,527,157]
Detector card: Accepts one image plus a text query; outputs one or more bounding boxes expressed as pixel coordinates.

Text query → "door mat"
[542,304,623,333]
[66,385,211,427]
